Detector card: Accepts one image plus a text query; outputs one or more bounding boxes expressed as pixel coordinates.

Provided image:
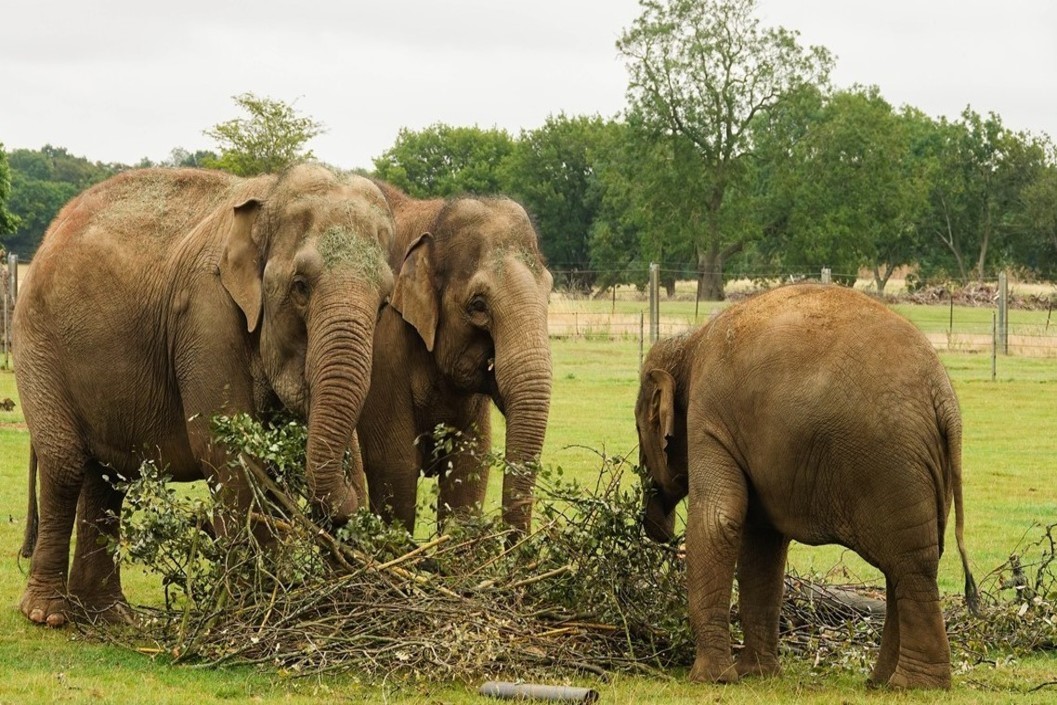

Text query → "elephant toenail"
[46,613,65,628]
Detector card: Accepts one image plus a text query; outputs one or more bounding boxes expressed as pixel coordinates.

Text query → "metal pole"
[7,253,17,300]
[991,311,997,382]
[998,271,1008,355]
[649,262,659,343]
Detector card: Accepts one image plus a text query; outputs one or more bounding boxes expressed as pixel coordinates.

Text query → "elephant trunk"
[304,290,375,524]
[493,288,552,534]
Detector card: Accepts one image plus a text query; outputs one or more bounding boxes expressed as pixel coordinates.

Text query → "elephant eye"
[467,295,487,315]
[291,276,310,302]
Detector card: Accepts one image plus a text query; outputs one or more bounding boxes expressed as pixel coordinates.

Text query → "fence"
[0,254,17,369]
[545,267,1057,364]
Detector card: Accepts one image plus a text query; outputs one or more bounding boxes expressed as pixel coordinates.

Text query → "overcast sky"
[3,0,1055,171]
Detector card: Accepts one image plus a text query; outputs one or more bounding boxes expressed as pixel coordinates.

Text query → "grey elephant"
[356,182,552,535]
[635,283,977,689]
[14,164,394,626]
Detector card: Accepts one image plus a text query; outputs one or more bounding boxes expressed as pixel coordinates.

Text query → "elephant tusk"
[487,358,495,372]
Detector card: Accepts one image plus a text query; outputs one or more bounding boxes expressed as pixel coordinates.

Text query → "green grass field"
[1,302,1055,704]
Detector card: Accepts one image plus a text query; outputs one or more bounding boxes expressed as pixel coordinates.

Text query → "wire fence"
[544,268,1057,360]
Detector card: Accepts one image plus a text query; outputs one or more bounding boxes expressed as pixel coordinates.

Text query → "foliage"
[915,108,1050,283]
[3,145,119,257]
[758,87,929,292]
[203,93,324,176]
[617,0,833,299]
[502,114,619,289]
[89,415,1057,685]
[372,123,515,198]
[0,146,19,239]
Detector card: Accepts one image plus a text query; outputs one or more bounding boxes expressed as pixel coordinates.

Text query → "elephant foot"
[735,652,780,678]
[883,663,951,690]
[689,654,739,684]
[20,585,69,628]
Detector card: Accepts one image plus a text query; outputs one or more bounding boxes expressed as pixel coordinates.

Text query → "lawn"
[0,301,1055,704]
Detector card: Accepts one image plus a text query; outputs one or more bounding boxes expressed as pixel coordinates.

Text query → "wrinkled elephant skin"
[15,164,395,626]
[358,183,552,535]
[635,284,977,690]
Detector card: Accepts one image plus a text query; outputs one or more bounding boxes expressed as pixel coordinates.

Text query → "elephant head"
[635,337,690,543]
[220,164,394,521]
[389,196,553,532]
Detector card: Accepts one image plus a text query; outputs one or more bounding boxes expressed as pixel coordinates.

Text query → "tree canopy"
[372,124,514,198]
[617,0,833,299]
[203,93,325,176]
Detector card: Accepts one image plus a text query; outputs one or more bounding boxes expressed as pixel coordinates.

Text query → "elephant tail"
[944,405,980,616]
[20,444,38,559]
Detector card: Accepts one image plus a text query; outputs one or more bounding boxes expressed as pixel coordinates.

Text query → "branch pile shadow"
[84,415,1056,683]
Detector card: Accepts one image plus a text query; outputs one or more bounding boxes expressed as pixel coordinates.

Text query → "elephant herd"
[12,163,976,690]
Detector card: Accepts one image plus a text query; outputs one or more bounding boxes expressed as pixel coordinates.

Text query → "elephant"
[14,164,395,627]
[356,182,552,535]
[635,283,977,690]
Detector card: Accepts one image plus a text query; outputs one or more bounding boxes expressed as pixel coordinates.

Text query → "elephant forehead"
[488,243,545,279]
[316,225,388,284]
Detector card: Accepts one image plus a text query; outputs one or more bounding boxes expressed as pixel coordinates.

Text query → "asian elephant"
[356,182,552,535]
[635,284,977,690]
[14,164,395,627]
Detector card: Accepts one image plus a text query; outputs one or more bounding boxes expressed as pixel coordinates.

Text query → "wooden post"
[821,267,832,284]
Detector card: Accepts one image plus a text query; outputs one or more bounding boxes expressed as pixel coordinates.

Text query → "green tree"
[204,93,324,176]
[617,0,832,299]
[4,146,119,257]
[372,123,515,198]
[917,108,1047,283]
[1018,143,1057,277]
[0,146,20,239]
[766,87,929,293]
[503,114,619,288]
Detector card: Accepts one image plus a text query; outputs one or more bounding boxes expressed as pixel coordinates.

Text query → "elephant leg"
[887,550,951,689]
[437,410,491,531]
[735,523,789,678]
[686,447,748,684]
[67,466,131,623]
[364,437,420,535]
[20,445,86,627]
[868,580,900,687]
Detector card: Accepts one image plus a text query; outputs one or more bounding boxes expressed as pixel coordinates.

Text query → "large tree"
[372,123,515,198]
[917,108,1048,283]
[204,93,324,177]
[618,0,832,299]
[765,87,929,293]
[503,114,619,288]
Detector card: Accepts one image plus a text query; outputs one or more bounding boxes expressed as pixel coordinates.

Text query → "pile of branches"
[902,281,1057,310]
[88,416,1057,682]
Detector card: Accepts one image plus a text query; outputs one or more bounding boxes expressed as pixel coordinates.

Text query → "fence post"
[991,311,997,381]
[821,267,832,284]
[7,254,16,301]
[997,271,1008,355]
[648,262,660,343]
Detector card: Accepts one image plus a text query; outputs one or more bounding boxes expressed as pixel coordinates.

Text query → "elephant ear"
[390,233,439,352]
[647,368,676,451]
[220,198,264,334]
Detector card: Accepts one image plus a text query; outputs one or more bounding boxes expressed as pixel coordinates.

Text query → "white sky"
[2,0,1055,171]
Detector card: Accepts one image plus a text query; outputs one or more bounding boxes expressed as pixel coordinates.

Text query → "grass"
[1,301,1055,703]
